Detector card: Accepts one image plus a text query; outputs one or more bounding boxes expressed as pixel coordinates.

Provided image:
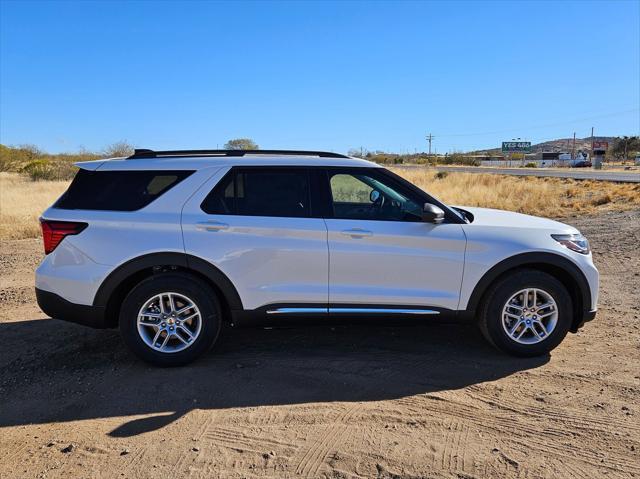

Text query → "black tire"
[478,269,572,357]
[119,272,222,366]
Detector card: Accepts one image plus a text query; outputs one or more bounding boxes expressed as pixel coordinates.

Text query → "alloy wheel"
[501,288,558,345]
[136,292,202,353]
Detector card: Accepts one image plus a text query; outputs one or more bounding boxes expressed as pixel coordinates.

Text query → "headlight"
[551,233,590,255]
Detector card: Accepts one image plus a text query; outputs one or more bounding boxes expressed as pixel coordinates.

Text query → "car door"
[323,168,466,311]
[181,166,328,311]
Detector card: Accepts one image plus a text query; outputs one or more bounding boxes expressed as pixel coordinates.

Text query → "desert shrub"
[20,160,52,180]
[412,156,431,165]
[390,168,640,218]
[0,154,13,172]
[434,171,449,180]
[0,144,42,172]
[591,193,612,206]
[363,152,437,165]
[524,162,538,168]
[1,144,100,177]
[20,159,77,181]
[441,154,480,166]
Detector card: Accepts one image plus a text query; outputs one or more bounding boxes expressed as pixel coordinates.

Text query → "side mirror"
[422,203,445,224]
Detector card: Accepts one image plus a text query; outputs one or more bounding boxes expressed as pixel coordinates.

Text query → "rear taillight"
[40,220,88,254]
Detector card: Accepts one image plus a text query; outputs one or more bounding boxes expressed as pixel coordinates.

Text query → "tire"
[478,269,572,357]
[119,272,222,366]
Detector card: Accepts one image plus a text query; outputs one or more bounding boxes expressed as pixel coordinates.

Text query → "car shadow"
[0,318,548,437]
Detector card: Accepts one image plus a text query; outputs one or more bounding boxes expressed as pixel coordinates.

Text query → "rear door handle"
[196,220,229,232]
[341,228,373,238]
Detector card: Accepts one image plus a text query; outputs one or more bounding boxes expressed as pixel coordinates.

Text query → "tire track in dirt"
[397,392,639,477]
[525,441,634,478]
[292,354,441,477]
[439,418,471,473]
[465,386,640,436]
[170,412,214,476]
[1,441,29,470]
[122,446,147,476]
[293,403,361,478]
[205,426,298,450]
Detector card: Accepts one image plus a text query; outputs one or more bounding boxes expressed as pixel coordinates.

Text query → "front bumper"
[36,288,108,329]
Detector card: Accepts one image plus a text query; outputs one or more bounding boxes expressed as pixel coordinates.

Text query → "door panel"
[324,168,466,310]
[182,167,328,310]
[326,219,466,309]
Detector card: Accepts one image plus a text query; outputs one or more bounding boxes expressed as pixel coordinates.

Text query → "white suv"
[36,149,598,366]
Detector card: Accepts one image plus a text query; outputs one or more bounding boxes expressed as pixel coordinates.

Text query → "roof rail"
[127,149,350,159]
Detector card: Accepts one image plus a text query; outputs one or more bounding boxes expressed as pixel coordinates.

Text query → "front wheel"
[478,270,572,357]
[119,273,222,366]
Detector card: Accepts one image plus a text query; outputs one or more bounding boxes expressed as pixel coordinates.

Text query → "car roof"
[76,153,381,171]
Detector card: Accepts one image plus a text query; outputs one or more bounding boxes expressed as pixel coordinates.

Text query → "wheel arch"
[94,252,243,328]
[465,252,591,332]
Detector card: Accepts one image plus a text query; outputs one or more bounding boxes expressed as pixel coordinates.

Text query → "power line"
[434,108,639,138]
[426,133,433,155]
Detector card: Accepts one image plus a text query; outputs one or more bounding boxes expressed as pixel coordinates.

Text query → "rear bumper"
[571,308,597,333]
[36,288,108,329]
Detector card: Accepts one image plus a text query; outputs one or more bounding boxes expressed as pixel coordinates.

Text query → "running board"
[266,307,440,315]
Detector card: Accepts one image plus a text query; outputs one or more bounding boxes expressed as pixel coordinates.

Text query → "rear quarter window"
[54,169,193,211]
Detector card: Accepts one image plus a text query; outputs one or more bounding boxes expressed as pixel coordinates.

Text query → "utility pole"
[590,127,594,160]
[426,134,433,157]
[572,132,576,160]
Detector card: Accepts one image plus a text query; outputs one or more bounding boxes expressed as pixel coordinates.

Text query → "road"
[398,165,640,183]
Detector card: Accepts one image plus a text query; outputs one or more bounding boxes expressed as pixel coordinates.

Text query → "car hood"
[455,206,579,233]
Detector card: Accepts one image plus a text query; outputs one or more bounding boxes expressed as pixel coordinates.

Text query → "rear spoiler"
[74,159,107,171]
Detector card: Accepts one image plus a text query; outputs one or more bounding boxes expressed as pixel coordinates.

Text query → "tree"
[223,138,259,150]
[103,141,135,158]
[610,136,640,162]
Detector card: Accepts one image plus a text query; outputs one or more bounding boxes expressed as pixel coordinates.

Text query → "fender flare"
[93,252,243,311]
[465,252,591,315]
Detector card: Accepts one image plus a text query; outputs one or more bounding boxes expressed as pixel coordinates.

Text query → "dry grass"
[391,168,640,218]
[0,173,68,240]
[1,171,639,241]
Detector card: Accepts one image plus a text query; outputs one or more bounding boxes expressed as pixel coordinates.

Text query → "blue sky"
[1,0,638,154]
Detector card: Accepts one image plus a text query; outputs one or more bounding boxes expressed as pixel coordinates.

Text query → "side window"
[200,171,235,214]
[201,169,311,218]
[54,170,193,211]
[329,172,423,221]
[330,174,374,204]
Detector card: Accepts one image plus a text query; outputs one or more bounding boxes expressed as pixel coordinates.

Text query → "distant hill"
[470,137,616,155]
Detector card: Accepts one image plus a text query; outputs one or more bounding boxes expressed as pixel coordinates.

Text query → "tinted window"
[329,172,422,221]
[54,169,193,211]
[201,169,311,218]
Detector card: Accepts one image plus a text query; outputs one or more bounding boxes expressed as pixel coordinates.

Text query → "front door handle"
[196,220,229,232]
[341,228,373,238]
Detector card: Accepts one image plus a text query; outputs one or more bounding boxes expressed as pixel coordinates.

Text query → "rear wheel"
[119,273,222,366]
[478,270,572,357]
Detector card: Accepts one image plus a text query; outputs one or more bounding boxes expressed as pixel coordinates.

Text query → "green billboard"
[502,141,532,153]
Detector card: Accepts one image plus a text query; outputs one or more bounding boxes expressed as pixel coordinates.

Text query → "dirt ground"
[0,210,639,479]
